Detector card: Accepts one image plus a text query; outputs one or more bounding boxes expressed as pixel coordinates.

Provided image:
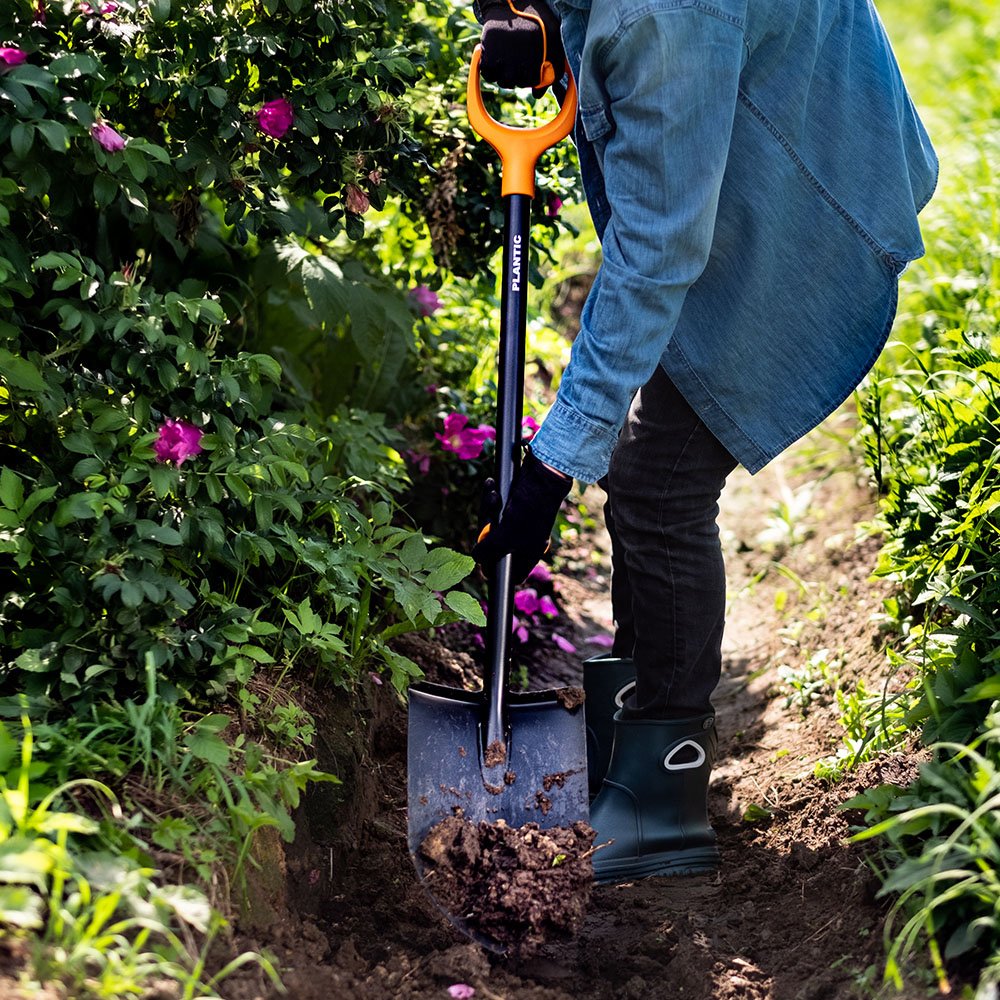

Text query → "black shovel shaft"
[483,192,531,755]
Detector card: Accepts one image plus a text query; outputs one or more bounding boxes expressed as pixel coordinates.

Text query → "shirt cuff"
[529,397,619,485]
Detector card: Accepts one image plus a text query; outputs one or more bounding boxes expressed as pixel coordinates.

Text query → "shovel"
[407,47,588,949]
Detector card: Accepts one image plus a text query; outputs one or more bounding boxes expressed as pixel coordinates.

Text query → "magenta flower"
[345,184,370,215]
[436,413,495,460]
[448,987,475,1000]
[410,285,442,317]
[255,98,293,139]
[90,122,125,152]
[552,633,576,653]
[369,671,383,686]
[546,195,563,217]
[404,449,431,475]
[514,589,540,616]
[527,563,551,583]
[0,48,27,72]
[587,634,615,647]
[511,616,529,643]
[153,419,203,467]
[539,595,558,618]
[521,415,540,441]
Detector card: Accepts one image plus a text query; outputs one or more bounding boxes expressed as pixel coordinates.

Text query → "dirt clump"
[484,738,507,769]
[554,686,586,710]
[417,815,597,955]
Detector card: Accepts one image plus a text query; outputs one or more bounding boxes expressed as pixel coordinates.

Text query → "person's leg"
[589,364,738,882]
[604,364,738,718]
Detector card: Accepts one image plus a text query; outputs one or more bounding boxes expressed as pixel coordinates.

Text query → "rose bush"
[0,0,510,709]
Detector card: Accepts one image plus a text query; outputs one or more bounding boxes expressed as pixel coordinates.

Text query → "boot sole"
[592,845,720,885]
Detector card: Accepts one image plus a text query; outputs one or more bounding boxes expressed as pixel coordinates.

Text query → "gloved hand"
[473,450,572,583]
[477,0,565,93]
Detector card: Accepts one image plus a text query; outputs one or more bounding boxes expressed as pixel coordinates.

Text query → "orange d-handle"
[466,45,578,199]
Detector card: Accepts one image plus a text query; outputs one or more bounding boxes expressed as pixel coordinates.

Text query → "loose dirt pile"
[418,816,596,954]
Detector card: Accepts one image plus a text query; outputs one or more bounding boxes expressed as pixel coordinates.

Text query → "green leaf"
[10,122,34,159]
[35,120,69,152]
[135,520,183,545]
[19,486,57,519]
[295,597,322,634]
[91,408,129,433]
[957,673,1000,704]
[149,463,175,499]
[424,551,474,592]
[67,101,95,128]
[443,591,486,627]
[54,491,100,523]
[37,812,100,835]
[398,533,427,571]
[0,885,44,929]
[206,87,227,108]
[123,147,148,183]
[0,468,23,511]
[186,731,230,767]
[194,714,231,735]
[150,0,172,22]
[0,349,46,391]
[225,473,252,506]
[93,173,117,208]
[48,53,99,79]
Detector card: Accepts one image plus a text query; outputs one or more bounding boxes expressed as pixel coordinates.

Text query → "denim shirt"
[526,0,938,481]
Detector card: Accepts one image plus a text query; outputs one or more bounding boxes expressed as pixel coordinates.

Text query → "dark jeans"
[601,365,738,719]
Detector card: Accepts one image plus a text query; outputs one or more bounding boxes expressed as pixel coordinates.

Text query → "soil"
[417,817,596,955]
[215,410,966,1000]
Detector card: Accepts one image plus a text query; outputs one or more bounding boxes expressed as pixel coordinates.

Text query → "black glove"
[473,450,572,583]
[477,0,565,93]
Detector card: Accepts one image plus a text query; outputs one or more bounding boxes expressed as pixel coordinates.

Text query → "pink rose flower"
[345,184,370,215]
[404,450,431,475]
[552,633,576,653]
[586,634,615,647]
[546,195,563,217]
[410,285,442,317]
[90,122,125,152]
[0,48,27,72]
[539,595,558,618]
[153,419,203,467]
[514,589,540,616]
[512,616,529,644]
[527,563,551,583]
[436,413,495,461]
[448,987,475,1000]
[255,98,293,138]
[368,168,382,185]
[521,415,540,441]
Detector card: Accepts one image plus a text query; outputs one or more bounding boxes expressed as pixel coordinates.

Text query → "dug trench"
[226,417,959,1000]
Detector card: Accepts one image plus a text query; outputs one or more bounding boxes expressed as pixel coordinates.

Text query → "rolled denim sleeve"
[530,6,746,483]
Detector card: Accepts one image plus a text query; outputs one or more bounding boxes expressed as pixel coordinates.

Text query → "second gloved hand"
[477,0,564,92]
[473,450,572,583]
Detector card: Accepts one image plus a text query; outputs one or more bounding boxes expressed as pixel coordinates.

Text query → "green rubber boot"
[590,713,719,885]
[583,655,635,797]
